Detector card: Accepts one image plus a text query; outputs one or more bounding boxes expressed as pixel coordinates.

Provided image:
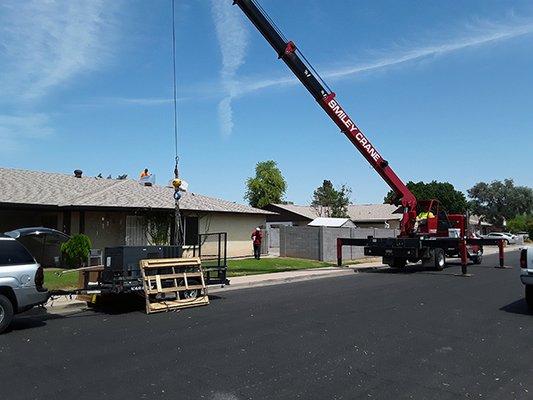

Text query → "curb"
[45,298,88,315]
[209,268,355,294]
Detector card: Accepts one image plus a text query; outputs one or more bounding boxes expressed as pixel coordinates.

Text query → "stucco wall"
[0,207,266,258]
[82,210,264,256]
[198,212,265,258]
[84,211,127,249]
[0,209,59,231]
[356,220,401,229]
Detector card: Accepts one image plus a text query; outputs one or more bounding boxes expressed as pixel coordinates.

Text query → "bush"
[507,214,533,239]
[60,234,92,268]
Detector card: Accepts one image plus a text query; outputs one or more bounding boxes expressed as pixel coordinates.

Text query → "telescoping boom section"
[233,0,417,236]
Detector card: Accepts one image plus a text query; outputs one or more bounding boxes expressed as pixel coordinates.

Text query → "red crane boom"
[233,0,417,236]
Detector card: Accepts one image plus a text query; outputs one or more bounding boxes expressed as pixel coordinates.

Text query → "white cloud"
[0,0,119,102]
[0,1,120,149]
[0,114,54,151]
[211,0,249,136]
[232,19,533,97]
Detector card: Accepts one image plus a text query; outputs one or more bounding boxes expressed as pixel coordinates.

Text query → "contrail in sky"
[211,0,249,136]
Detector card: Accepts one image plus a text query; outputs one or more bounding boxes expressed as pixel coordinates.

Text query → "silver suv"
[0,235,49,333]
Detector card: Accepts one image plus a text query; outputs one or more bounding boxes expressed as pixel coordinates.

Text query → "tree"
[311,180,352,218]
[383,180,467,213]
[146,212,171,245]
[245,160,287,208]
[468,179,533,227]
[507,214,533,238]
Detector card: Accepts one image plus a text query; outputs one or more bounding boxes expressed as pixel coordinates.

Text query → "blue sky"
[1,0,532,206]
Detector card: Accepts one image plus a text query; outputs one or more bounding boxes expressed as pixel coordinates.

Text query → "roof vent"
[74,169,83,178]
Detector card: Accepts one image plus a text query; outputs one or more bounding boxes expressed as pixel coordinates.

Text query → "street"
[1,251,531,400]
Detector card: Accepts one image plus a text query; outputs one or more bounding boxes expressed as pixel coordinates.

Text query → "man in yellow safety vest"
[415,210,435,231]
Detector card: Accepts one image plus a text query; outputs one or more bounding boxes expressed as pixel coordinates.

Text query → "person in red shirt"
[251,227,263,260]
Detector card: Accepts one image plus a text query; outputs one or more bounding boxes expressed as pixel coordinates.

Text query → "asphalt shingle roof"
[270,203,401,222]
[0,168,273,215]
[269,204,321,220]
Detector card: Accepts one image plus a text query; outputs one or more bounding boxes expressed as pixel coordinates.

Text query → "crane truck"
[233,0,505,274]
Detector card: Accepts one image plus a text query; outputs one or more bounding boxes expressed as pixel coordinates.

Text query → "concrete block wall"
[280,226,400,262]
[280,226,321,260]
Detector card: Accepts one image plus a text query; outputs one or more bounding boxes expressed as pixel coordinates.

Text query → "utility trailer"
[52,233,229,302]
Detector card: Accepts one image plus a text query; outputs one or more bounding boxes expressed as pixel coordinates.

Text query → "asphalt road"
[1,251,531,400]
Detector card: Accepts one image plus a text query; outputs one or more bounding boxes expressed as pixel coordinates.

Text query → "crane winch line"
[170,0,184,246]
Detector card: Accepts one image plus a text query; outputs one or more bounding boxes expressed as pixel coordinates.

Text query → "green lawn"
[44,269,79,290]
[44,258,333,289]
[226,257,333,277]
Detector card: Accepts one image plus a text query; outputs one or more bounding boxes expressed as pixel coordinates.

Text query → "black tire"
[178,278,202,300]
[0,294,15,334]
[434,248,446,271]
[526,285,533,310]
[388,258,407,269]
[471,250,483,265]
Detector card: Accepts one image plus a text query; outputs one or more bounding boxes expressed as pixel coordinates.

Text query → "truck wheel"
[0,294,14,334]
[434,249,446,271]
[526,285,533,310]
[388,258,406,269]
[471,250,483,265]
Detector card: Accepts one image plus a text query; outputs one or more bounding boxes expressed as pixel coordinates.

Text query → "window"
[0,239,35,266]
[184,216,199,246]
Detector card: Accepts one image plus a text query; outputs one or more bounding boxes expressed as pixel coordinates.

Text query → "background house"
[0,167,274,260]
[264,203,401,228]
[468,215,493,235]
[263,203,400,252]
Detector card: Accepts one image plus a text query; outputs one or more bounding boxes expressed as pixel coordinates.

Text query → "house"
[264,203,401,229]
[468,215,492,235]
[0,167,274,258]
[308,217,356,228]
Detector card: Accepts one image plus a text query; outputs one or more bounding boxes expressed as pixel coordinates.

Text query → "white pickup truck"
[520,247,533,309]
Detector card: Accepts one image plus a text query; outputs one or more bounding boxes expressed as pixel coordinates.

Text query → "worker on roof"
[140,168,150,179]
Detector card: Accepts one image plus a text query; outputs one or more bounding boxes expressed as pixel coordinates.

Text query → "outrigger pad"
[140,257,209,314]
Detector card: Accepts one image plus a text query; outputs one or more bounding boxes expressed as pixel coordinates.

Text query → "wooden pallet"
[140,257,209,314]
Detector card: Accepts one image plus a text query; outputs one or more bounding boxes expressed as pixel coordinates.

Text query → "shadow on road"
[8,307,66,332]
[86,293,146,315]
[500,298,533,316]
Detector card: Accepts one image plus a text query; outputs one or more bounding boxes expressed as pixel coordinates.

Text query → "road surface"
[1,251,531,399]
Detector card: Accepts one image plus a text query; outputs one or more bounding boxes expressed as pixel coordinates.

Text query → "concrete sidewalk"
[43,245,520,314]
